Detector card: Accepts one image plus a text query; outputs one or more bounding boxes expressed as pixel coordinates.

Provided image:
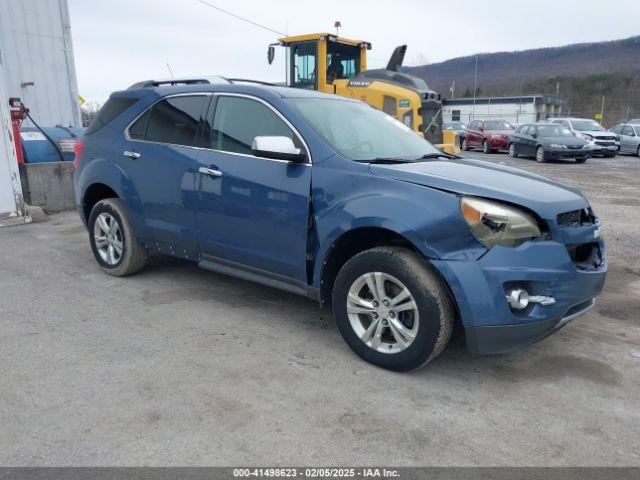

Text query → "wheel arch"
[82,182,119,224]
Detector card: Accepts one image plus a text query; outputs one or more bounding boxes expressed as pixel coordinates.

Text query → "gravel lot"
[1,152,639,466]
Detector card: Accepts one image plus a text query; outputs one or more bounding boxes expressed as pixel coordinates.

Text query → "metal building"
[0,55,25,222]
[442,95,565,125]
[0,0,81,128]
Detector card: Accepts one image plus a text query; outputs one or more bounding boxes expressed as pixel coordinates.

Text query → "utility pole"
[472,55,478,119]
[334,21,341,36]
[450,80,455,99]
[627,105,631,121]
[600,95,605,124]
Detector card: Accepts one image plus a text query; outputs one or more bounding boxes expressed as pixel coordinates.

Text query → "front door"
[122,94,210,256]
[195,94,311,285]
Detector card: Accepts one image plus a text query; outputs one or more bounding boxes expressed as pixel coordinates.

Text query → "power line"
[193,0,285,36]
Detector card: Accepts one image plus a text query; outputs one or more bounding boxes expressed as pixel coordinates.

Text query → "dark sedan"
[508,123,591,163]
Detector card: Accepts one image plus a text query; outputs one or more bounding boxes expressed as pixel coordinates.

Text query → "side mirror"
[531,132,538,138]
[252,136,306,163]
[267,46,275,65]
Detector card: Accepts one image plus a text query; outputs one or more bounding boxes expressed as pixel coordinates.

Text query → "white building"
[0,55,26,221]
[0,0,81,128]
[442,95,565,125]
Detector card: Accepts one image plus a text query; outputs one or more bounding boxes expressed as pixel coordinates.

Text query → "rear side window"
[86,97,138,135]
[210,96,300,155]
[144,96,207,147]
[128,110,150,140]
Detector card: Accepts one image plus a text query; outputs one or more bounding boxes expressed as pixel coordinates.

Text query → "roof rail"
[127,78,212,90]
[224,78,277,86]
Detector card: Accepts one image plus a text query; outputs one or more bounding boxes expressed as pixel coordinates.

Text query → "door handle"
[198,166,223,177]
[123,150,140,159]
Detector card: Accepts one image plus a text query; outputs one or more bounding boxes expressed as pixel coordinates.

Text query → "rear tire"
[332,247,454,372]
[509,143,518,158]
[89,198,149,277]
[536,146,547,163]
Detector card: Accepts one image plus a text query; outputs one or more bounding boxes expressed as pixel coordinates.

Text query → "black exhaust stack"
[386,45,407,72]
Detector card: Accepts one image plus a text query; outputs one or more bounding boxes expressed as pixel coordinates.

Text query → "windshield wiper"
[418,152,459,160]
[362,157,415,164]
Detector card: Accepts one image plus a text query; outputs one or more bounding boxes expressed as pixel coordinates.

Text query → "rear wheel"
[89,198,149,276]
[482,139,490,154]
[536,146,547,163]
[332,247,454,372]
[461,137,469,151]
[637,145,640,157]
[509,143,518,158]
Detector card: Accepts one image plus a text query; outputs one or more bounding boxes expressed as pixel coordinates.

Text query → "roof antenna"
[166,63,175,78]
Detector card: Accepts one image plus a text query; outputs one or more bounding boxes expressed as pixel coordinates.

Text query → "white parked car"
[549,117,619,157]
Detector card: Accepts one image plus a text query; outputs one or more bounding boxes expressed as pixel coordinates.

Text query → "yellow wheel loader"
[267,33,457,152]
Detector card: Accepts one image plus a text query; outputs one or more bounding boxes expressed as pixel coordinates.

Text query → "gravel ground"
[0,151,638,466]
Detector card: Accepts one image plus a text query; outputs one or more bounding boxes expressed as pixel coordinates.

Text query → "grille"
[557,208,595,227]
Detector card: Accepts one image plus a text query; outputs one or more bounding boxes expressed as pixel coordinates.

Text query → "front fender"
[310,157,484,288]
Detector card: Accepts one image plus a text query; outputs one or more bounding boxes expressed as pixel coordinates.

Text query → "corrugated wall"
[0,0,81,128]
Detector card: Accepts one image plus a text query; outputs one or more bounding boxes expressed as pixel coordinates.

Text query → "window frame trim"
[125,92,312,165]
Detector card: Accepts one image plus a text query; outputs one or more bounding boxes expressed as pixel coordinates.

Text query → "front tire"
[575,156,587,164]
[89,198,149,276]
[461,137,469,151]
[509,143,518,158]
[332,247,454,372]
[536,146,547,163]
[482,139,490,154]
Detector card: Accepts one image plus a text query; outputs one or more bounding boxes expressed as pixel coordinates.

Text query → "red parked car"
[461,119,515,153]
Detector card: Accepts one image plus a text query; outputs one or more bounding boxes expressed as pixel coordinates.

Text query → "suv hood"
[370,158,588,219]
[579,130,616,138]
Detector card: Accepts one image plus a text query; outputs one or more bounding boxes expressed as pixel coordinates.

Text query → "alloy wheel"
[93,212,123,265]
[346,272,419,354]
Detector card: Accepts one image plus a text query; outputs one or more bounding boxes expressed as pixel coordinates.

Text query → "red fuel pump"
[9,97,28,165]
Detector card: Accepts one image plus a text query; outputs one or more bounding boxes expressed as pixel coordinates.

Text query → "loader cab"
[268,33,371,93]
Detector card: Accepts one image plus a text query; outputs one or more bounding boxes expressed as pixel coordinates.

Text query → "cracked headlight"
[460,197,541,248]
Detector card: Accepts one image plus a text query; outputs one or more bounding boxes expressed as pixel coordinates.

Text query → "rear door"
[195,94,312,287]
[122,94,210,256]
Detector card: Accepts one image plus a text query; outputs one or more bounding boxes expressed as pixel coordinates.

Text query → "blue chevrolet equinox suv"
[74,78,607,371]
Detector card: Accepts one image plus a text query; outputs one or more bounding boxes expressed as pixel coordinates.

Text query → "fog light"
[506,288,529,310]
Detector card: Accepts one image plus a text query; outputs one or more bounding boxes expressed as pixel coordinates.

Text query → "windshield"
[287,98,441,161]
[537,125,574,137]
[571,119,604,132]
[484,120,513,130]
[444,121,465,129]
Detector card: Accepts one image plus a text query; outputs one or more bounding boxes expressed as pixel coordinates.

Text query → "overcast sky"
[68,0,640,104]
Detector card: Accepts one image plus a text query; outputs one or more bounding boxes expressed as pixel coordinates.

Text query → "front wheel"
[575,156,588,164]
[461,137,469,151]
[536,146,547,163]
[482,139,490,154]
[89,198,149,276]
[332,247,454,371]
[509,143,518,158]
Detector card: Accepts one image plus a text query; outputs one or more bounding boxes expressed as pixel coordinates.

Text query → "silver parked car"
[609,124,640,156]
[549,117,619,157]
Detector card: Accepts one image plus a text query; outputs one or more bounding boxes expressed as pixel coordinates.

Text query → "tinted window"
[145,96,206,146]
[571,119,604,132]
[537,125,573,137]
[128,110,150,140]
[484,120,514,130]
[86,97,138,135]
[211,96,299,155]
